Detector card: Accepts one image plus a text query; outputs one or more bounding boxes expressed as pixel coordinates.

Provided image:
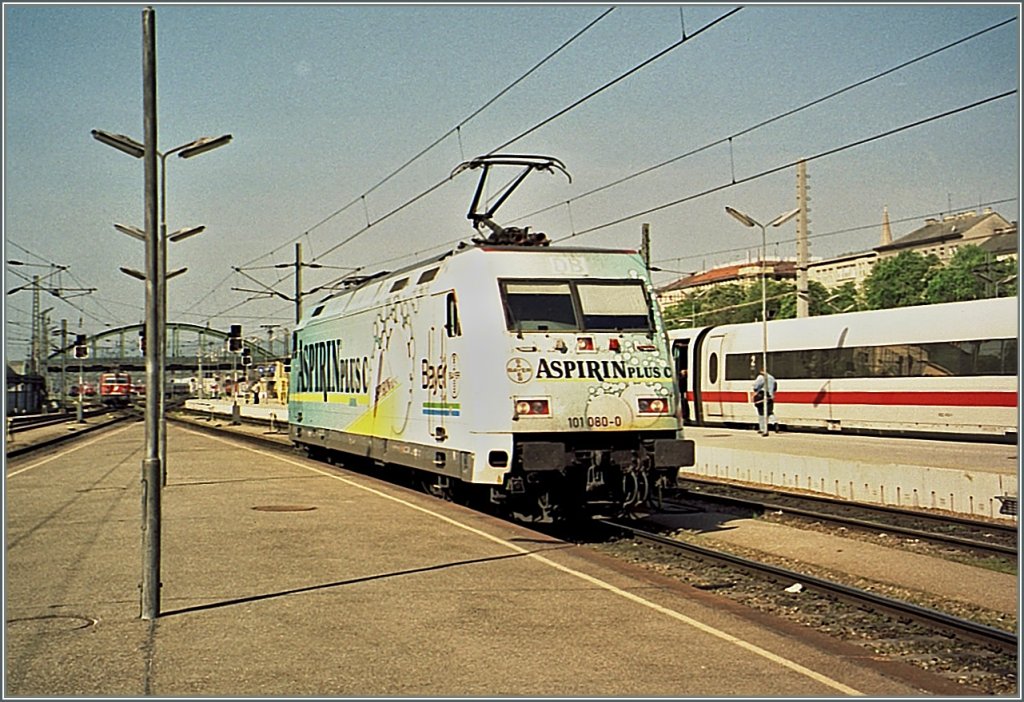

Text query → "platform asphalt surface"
[4,419,981,696]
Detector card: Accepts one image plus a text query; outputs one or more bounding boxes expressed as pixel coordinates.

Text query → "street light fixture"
[116,222,206,244]
[168,225,205,243]
[90,129,145,159]
[120,265,188,281]
[157,137,229,484]
[725,205,800,436]
[179,134,232,159]
[114,223,147,242]
[119,266,147,281]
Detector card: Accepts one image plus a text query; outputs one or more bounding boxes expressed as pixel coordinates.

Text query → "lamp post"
[725,205,800,435]
[89,7,231,620]
[98,132,230,484]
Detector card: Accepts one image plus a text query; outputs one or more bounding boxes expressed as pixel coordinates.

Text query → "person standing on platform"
[751,368,778,436]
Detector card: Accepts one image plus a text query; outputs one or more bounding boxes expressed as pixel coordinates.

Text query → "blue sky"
[4,3,1020,361]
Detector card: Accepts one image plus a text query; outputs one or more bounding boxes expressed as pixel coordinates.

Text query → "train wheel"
[421,475,453,501]
[535,492,556,522]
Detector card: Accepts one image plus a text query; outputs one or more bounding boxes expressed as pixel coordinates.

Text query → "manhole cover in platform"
[252,504,317,512]
[7,614,97,633]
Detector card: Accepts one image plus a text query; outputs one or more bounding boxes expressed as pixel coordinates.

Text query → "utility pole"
[39,308,53,399]
[795,160,811,318]
[60,319,68,413]
[140,5,162,621]
[30,275,40,375]
[261,324,280,357]
[197,328,205,399]
[294,242,303,324]
[641,223,651,271]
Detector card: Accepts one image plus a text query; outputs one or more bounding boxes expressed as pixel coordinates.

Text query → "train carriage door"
[705,335,725,417]
[672,339,691,424]
[426,291,461,441]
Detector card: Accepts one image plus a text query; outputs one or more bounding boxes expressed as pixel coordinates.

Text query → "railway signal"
[73,333,89,359]
[241,347,252,367]
[228,324,242,353]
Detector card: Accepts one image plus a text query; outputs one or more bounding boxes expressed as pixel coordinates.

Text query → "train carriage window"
[724,335,1017,382]
[500,281,578,332]
[1001,338,1018,375]
[975,339,1004,375]
[389,278,409,293]
[445,292,461,338]
[708,352,719,385]
[725,353,758,380]
[417,268,439,285]
[576,281,652,331]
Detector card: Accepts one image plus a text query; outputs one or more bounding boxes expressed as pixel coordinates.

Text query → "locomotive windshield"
[502,282,577,331]
[577,282,650,331]
[500,279,652,333]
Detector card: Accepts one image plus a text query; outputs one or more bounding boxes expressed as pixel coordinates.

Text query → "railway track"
[602,518,1017,654]
[674,477,1017,561]
[7,408,110,433]
[5,409,139,458]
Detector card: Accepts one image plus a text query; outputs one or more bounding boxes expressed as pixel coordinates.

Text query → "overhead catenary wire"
[487,7,742,155]
[6,239,121,328]
[553,90,1017,243]
[306,7,741,268]
[185,9,1014,332]
[231,6,617,274]
[510,15,1018,225]
[185,7,619,327]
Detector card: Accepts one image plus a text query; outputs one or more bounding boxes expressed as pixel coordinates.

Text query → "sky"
[3,3,1020,364]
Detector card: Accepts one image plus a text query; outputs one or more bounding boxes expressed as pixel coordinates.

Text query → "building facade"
[656,208,1017,308]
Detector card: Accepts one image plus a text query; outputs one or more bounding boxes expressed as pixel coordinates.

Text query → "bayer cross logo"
[506,357,534,384]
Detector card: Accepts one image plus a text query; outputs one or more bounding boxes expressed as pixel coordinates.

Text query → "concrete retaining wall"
[687,445,1016,521]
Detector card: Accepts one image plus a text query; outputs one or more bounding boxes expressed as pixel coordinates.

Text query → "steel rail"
[7,408,111,433]
[679,477,1017,533]
[603,519,1018,653]
[668,493,1016,560]
[677,478,1017,550]
[5,412,137,459]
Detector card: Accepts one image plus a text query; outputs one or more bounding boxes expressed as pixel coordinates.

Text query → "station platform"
[8,420,977,697]
[684,426,1018,522]
[184,397,288,426]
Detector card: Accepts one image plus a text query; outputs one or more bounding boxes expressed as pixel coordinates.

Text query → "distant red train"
[99,372,132,407]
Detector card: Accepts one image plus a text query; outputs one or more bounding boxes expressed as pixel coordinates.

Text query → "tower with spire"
[881,205,893,246]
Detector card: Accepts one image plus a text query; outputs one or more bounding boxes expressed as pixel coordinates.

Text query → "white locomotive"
[290,156,694,520]
[669,296,1018,441]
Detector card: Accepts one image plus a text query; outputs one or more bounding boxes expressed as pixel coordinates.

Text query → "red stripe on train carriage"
[695,390,1018,408]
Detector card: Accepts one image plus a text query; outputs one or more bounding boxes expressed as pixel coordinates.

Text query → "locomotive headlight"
[514,398,551,416]
[638,397,668,414]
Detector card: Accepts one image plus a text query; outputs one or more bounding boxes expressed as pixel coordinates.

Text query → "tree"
[862,250,939,309]
[925,245,1017,303]
[814,281,861,316]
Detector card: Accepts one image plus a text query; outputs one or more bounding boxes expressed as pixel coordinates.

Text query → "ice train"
[668,297,1018,442]
[289,155,694,520]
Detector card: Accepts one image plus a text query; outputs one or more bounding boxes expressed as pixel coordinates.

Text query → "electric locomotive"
[99,371,132,407]
[289,155,695,520]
